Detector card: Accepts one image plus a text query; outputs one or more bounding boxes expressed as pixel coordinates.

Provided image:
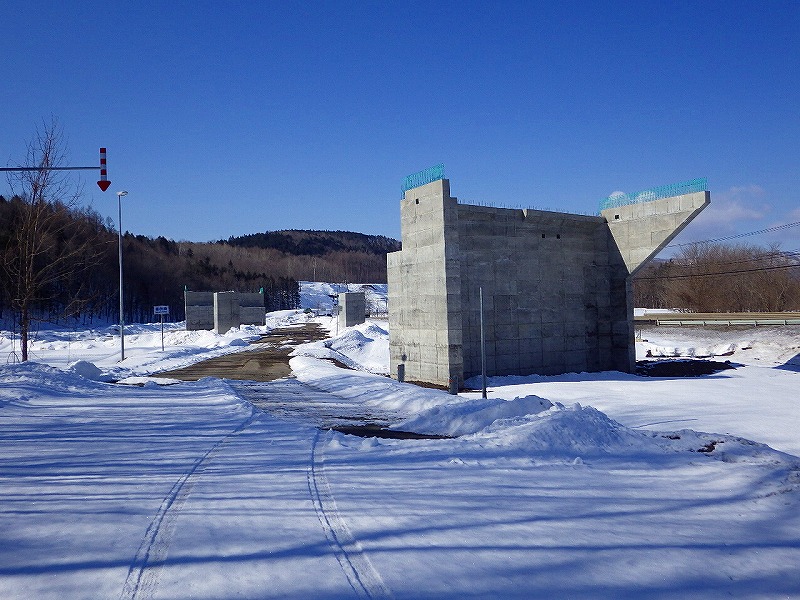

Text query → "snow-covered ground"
[1,302,799,598]
[300,281,388,316]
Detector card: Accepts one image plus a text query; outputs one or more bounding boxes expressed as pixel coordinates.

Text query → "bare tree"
[633,242,800,312]
[2,119,104,360]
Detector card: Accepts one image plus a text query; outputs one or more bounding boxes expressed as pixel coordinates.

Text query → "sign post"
[153,305,170,351]
[1,147,112,192]
[97,147,111,191]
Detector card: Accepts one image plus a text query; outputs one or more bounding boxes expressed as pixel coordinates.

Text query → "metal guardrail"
[599,178,708,212]
[401,164,445,194]
[635,312,800,326]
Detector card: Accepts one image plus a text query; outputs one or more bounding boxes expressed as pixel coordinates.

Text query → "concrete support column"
[214,292,241,334]
[339,292,366,329]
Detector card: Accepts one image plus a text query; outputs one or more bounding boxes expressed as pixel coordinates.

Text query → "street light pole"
[117,191,128,361]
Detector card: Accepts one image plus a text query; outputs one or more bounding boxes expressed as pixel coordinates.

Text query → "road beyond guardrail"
[635,312,800,326]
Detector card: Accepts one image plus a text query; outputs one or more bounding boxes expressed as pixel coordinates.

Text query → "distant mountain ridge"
[223,229,401,257]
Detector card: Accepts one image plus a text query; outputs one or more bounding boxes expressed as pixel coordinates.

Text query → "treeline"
[226,229,400,257]
[633,242,800,312]
[119,234,302,322]
[220,229,400,282]
[2,196,400,327]
[0,194,303,325]
[0,194,113,326]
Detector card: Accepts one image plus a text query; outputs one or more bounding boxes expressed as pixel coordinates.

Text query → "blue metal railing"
[599,178,707,212]
[401,164,445,194]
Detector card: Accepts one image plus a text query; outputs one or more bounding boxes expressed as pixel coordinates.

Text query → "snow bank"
[300,282,388,313]
[290,355,455,414]
[292,348,797,466]
[0,312,309,382]
[292,320,389,374]
[397,395,553,436]
[637,324,800,367]
[265,309,308,328]
[66,360,105,381]
[639,340,745,359]
[468,402,652,454]
[0,362,111,399]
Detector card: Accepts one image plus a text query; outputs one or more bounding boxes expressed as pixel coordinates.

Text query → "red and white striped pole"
[97,148,111,191]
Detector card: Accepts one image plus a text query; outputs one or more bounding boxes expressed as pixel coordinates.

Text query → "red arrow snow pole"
[97,148,111,191]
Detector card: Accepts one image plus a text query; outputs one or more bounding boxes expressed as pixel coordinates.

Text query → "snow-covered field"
[1,299,799,599]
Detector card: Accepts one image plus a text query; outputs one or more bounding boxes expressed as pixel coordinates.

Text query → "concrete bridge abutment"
[388,178,709,389]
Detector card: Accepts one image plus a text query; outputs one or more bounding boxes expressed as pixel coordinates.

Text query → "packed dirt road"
[158,322,329,382]
[158,321,406,431]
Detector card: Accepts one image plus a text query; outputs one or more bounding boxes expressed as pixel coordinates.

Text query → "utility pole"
[480,287,487,399]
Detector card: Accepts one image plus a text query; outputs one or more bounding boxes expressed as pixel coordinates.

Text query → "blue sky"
[2,0,798,253]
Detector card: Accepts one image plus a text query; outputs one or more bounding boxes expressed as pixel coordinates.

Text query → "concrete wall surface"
[339,292,366,329]
[214,292,241,334]
[603,191,710,276]
[239,292,267,326]
[185,290,265,333]
[185,291,215,331]
[456,205,625,379]
[388,178,709,389]
[388,179,463,390]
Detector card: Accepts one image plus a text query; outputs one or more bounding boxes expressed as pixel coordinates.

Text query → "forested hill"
[214,229,400,283]
[224,230,401,257]
[1,192,400,325]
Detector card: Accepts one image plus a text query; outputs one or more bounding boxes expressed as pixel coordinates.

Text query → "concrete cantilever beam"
[602,191,710,276]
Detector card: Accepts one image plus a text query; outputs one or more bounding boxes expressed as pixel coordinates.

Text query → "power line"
[668,221,800,247]
[636,262,800,281]
[0,166,98,171]
[663,249,800,269]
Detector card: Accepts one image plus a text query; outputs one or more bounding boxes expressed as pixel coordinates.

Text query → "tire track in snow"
[119,408,257,600]
[309,429,394,599]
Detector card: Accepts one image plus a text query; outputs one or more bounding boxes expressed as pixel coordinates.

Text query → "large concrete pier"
[388,178,709,389]
[185,290,265,333]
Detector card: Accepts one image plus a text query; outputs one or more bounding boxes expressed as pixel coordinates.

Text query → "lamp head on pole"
[117,190,128,198]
